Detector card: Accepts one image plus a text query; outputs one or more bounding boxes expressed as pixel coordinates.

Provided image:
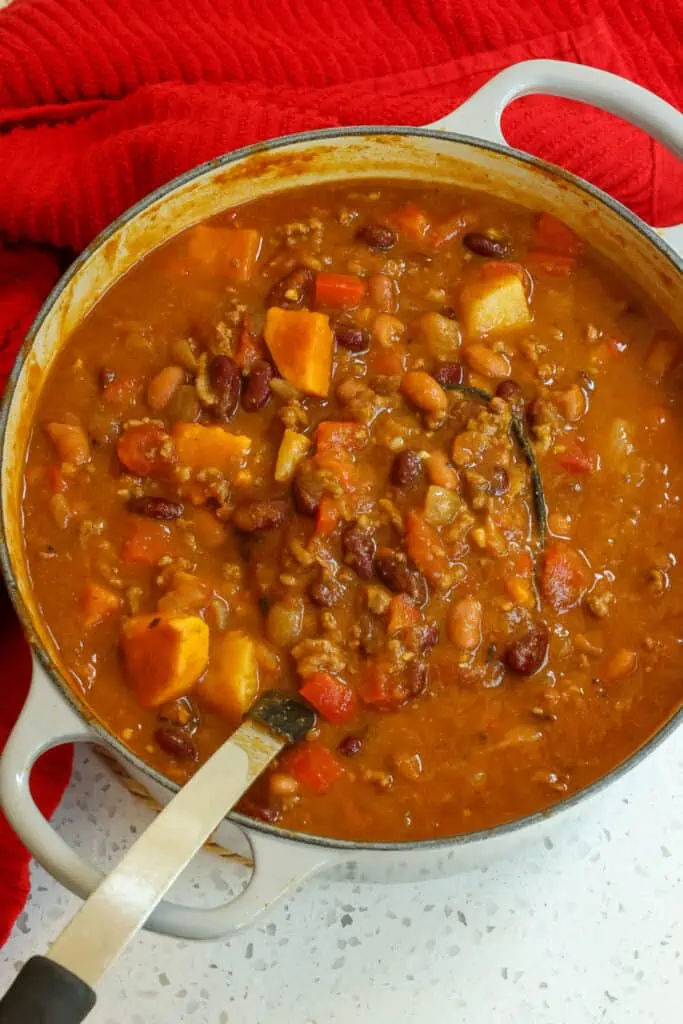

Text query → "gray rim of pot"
[1,124,681,853]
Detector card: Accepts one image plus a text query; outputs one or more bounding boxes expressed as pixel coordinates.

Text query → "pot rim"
[1,123,682,855]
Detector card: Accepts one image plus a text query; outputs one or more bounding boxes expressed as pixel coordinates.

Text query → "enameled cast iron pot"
[1,60,682,941]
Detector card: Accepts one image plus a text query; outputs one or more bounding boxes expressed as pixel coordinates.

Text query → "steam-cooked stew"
[21,182,683,841]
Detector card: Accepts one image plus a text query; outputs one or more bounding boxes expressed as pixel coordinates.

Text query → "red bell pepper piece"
[556,440,597,475]
[299,672,357,724]
[282,742,344,794]
[314,273,365,309]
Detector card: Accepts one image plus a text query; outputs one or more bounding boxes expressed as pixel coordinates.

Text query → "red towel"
[0,0,681,946]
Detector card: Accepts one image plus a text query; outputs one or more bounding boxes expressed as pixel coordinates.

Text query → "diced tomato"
[299,672,357,725]
[358,661,393,707]
[46,465,67,494]
[527,251,578,276]
[117,424,174,477]
[81,582,121,629]
[122,519,174,566]
[314,273,365,309]
[532,212,582,256]
[282,742,344,794]
[541,544,590,612]
[314,451,358,493]
[390,204,430,241]
[429,211,471,248]
[513,550,534,576]
[315,497,341,536]
[315,421,369,456]
[556,440,598,475]
[102,376,142,407]
[387,595,421,633]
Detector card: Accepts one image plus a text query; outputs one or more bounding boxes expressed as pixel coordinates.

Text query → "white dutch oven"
[1,60,682,941]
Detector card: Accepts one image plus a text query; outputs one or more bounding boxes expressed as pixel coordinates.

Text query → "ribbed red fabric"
[0,0,680,946]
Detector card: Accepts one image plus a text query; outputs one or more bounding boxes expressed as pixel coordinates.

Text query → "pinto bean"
[391,450,422,487]
[154,725,198,762]
[147,365,185,411]
[433,362,464,388]
[463,232,511,258]
[128,496,185,520]
[464,345,511,379]
[356,223,397,251]
[448,597,482,651]
[375,553,428,605]
[367,274,399,313]
[209,355,241,420]
[505,624,549,675]
[334,323,369,353]
[232,500,287,532]
[400,371,448,424]
[242,359,274,411]
[267,265,315,308]
[342,524,376,580]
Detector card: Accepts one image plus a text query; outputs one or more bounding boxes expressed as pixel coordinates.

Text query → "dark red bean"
[232,500,287,532]
[441,305,458,320]
[98,367,116,390]
[495,379,524,415]
[266,266,314,309]
[334,323,369,353]
[242,359,274,412]
[293,461,323,517]
[338,735,362,757]
[375,553,428,605]
[128,496,184,520]
[489,466,509,496]
[433,362,464,388]
[342,524,376,580]
[310,576,344,607]
[526,398,547,429]
[356,223,398,251]
[210,355,241,421]
[409,622,439,653]
[505,624,549,676]
[404,660,428,698]
[463,233,510,258]
[154,725,198,762]
[391,450,422,487]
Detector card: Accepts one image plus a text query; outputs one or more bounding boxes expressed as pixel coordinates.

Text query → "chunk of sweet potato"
[186,226,262,282]
[81,582,120,629]
[121,613,209,707]
[460,264,531,339]
[264,307,333,397]
[202,630,259,719]
[173,423,251,473]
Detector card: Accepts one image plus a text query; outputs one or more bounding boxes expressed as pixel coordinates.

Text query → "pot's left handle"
[427,59,683,255]
[0,659,331,941]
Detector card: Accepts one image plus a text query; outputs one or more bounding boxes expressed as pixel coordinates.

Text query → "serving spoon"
[0,690,315,1024]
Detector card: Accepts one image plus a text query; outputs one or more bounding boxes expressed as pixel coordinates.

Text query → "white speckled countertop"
[1,733,681,1023]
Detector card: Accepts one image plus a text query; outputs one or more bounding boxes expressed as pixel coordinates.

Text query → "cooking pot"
[1,59,682,942]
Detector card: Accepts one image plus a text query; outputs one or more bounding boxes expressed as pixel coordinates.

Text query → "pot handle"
[428,59,683,254]
[0,659,330,940]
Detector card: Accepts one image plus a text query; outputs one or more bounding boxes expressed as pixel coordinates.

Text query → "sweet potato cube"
[461,266,531,339]
[173,423,251,473]
[202,630,259,719]
[264,307,333,397]
[186,226,262,282]
[121,613,209,707]
[81,582,120,629]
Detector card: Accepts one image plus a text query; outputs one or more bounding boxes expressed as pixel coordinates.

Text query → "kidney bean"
[242,359,274,412]
[98,367,116,390]
[334,323,369,353]
[489,466,509,496]
[505,624,549,675]
[209,354,241,420]
[391,450,422,487]
[154,725,198,762]
[266,265,314,308]
[232,500,287,532]
[338,735,363,757]
[310,576,344,607]
[293,461,323,516]
[404,660,428,698]
[526,398,547,429]
[433,361,464,388]
[375,553,428,605]
[463,232,510,258]
[343,524,376,580]
[128,496,184,520]
[408,621,439,653]
[495,378,524,415]
[356,223,397,251]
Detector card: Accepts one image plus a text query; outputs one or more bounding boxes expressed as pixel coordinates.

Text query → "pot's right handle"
[0,659,330,941]
[428,59,683,254]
